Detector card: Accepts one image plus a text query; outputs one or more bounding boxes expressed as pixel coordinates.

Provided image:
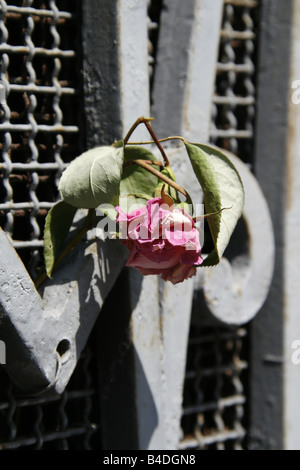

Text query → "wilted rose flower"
[116,197,203,284]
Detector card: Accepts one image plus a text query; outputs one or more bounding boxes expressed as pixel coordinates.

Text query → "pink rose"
[116,197,203,284]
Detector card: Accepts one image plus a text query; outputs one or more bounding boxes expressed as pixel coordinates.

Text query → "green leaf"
[185,142,245,266]
[43,201,78,277]
[59,145,124,208]
[120,145,161,211]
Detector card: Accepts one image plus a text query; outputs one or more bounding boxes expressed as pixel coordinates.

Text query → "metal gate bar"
[179,0,260,450]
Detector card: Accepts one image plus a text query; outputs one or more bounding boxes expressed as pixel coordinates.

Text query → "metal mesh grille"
[179,0,259,450]
[0,331,101,450]
[210,0,258,161]
[180,325,248,450]
[0,0,102,451]
[0,0,84,279]
[147,0,162,98]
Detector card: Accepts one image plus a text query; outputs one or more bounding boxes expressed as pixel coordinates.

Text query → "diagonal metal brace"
[0,224,128,395]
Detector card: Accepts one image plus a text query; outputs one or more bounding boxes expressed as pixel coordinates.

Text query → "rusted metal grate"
[147,0,163,99]
[210,0,259,162]
[0,332,101,450]
[0,0,102,451]
[0,0,84,279]
[180,324,248,450]
[179,0,260,450]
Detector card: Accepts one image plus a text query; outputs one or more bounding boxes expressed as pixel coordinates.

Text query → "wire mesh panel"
[147,0,162,100]
[0,331,101,450]
[179,0,260,450]
[0,0,84,279]
[211,0,258,161]
[0,0,103,451]
[180,324,248,450]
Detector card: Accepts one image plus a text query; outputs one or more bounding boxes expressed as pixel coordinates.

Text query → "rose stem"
[126,136,186,146]
[129,158,188,199]
[35,208,95,290]
[123,159,163,168]
[192,206,232,222]
[123,116,170,167]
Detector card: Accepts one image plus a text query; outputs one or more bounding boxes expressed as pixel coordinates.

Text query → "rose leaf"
[43,200,78,277]
[59,144,124,209]
[185,142,245,266]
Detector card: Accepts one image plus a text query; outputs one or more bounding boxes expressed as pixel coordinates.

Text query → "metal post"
[248,0,294,450]
[283,0,300,451]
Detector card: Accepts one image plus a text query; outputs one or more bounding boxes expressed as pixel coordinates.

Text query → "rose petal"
[161,264,197,284]
[117,196,203,284]
[126,245,182,270]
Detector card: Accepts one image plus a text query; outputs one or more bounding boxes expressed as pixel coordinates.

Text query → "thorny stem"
[123,116,171,166]
[126,135,186,146]
[123,159,164,169]
[123,118,192,200]
[128,159,189,200]
[35,208,95,289]
[192,206,232,222]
